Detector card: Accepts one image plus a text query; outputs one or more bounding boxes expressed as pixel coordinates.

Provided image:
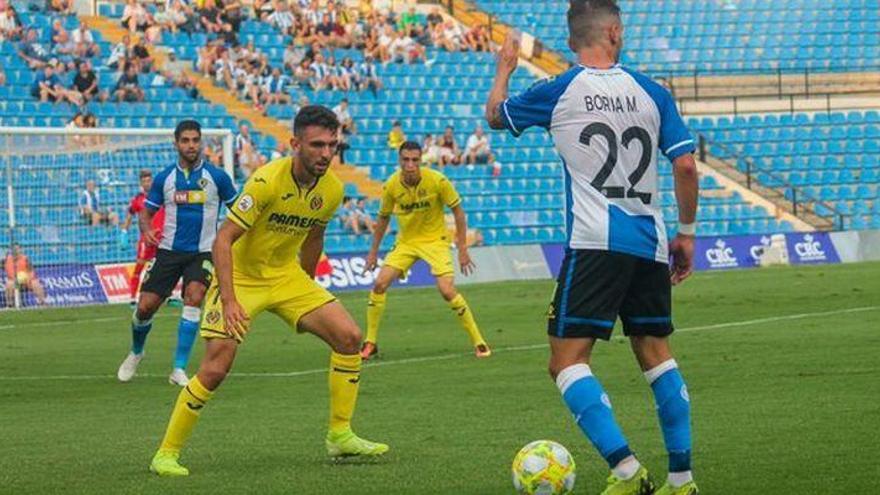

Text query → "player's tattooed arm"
[486,31,520,130]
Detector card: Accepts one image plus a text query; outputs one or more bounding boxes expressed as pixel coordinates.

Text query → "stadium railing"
[696,134,848,231]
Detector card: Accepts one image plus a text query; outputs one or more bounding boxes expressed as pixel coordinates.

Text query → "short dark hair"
[398,140,422,154]
[139,169,152,179]
[567,0,621,50]
[174,119,201,141]
[293,105,339,136]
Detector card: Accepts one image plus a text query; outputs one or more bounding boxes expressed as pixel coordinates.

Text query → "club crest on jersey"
[205,310,221,325]
[198,178,209,189]
[310,194,324,211]
[237,194,254,212]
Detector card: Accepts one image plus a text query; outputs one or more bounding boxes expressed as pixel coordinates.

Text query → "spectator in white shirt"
[71,20,100,59]
[333,98,355,134]
[267,1,295,35]
[465,124,495,165]
[79,180,119,227]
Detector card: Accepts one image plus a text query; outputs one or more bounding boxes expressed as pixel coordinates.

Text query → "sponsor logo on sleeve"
[237,194,254,212]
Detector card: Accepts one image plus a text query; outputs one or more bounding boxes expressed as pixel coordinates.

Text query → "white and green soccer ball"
[511,440,576,495]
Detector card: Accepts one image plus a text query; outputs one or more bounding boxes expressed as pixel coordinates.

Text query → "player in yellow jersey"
[360,140,491,360]
[149,106,388,477]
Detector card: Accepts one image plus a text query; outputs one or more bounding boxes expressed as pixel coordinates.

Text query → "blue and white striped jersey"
[145,161,237,253]
[501,64,695,263]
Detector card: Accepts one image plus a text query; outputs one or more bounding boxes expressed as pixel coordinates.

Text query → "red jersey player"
[122,169,166,302]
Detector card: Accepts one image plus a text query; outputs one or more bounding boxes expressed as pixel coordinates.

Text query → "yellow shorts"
[200,268,336,341]
[383,241,454,277]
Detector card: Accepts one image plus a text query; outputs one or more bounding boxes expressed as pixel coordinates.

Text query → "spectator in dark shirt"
[114,63,145,102]
[130,36,152,72]
[199,0,224,34]
[71,60,108,102]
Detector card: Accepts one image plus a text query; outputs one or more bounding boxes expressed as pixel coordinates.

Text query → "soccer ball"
[511,440,576,495]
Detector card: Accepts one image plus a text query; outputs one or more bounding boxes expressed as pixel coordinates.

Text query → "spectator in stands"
[49,0,73,15]
[220,0,243,33]
[114,63,145,102]
[341,197,375,236]
[310,52,339,90]
[465,124,496,166]
[262,66,291,106]
[389,29,430,65]
[434,19,464,52]
[0,66,5,87]
[282,41,306,73]
[51,18,76,58]
[252,0,274,21]
[79,180,119,227]
[121,0,153,35]
[292,57,314,87]
[397,7,419,32]
[439,125,461,166]
[18,28,50,69]
[267,0,295,35]
[269,140,289,161]
[130,36,153,72]
[357,54,382,95]
[32,64,80,104]
[0,2,23,43]
[155,0,192,35]
[71,60,108,103]
[106,33,131,70]
[422,134,441,167]
[4,244,47,307]
[199,0,225,34]
[464,24,490,52]
[426,6,443,30]
[387,120,406,149]
[71,20,100,59]
[234,123,262,177]
[333,98,356,134]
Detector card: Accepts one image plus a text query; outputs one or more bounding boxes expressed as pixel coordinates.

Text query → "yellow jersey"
[226,157,344,281]
[379,167,461,244]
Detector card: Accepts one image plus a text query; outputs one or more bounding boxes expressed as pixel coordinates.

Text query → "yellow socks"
[448,294,485,347]
[329,352,362,434]
[365,291,386,344]
[158,376,214,453]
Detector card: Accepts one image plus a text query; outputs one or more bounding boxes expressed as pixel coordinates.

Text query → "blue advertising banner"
[545,232,840,275]
[1,264,108,308]
[314,251,437,292]
[784,232,840,265]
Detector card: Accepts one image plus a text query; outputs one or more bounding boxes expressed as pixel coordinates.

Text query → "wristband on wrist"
[678,222,696,236]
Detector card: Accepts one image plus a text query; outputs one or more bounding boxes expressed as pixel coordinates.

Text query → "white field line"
[0,305,877,382]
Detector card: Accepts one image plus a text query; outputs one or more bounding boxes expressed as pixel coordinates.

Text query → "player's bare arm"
[138,207,159,246]
[301,223,326,278]
[451,205,475,276]
[364,214,391,272]
[485,31,520,130]
[670,153,699,285]
[212,220,249,340]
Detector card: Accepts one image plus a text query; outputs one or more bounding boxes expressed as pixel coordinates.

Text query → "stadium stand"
[475,0,880,74]
[2,1,824,270]
[689,111,880,230]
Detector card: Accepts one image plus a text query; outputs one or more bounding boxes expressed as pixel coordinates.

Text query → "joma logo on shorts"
[268,212,321,228]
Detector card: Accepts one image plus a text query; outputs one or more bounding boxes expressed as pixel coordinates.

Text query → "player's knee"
[372,279,390,294]
[183,285,207,306]
[135,300,157,320]
[336,328,362,354]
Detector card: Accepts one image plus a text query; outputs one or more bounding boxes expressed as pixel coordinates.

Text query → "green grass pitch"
[1,262,878,494]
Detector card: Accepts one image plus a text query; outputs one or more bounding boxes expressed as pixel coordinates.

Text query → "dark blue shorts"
[547,249,673,340]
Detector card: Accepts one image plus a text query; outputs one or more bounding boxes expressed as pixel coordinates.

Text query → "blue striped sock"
[646,360,692,473]
[131,315,152,355]
[557,364,633,468]
[173,306,200,370]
